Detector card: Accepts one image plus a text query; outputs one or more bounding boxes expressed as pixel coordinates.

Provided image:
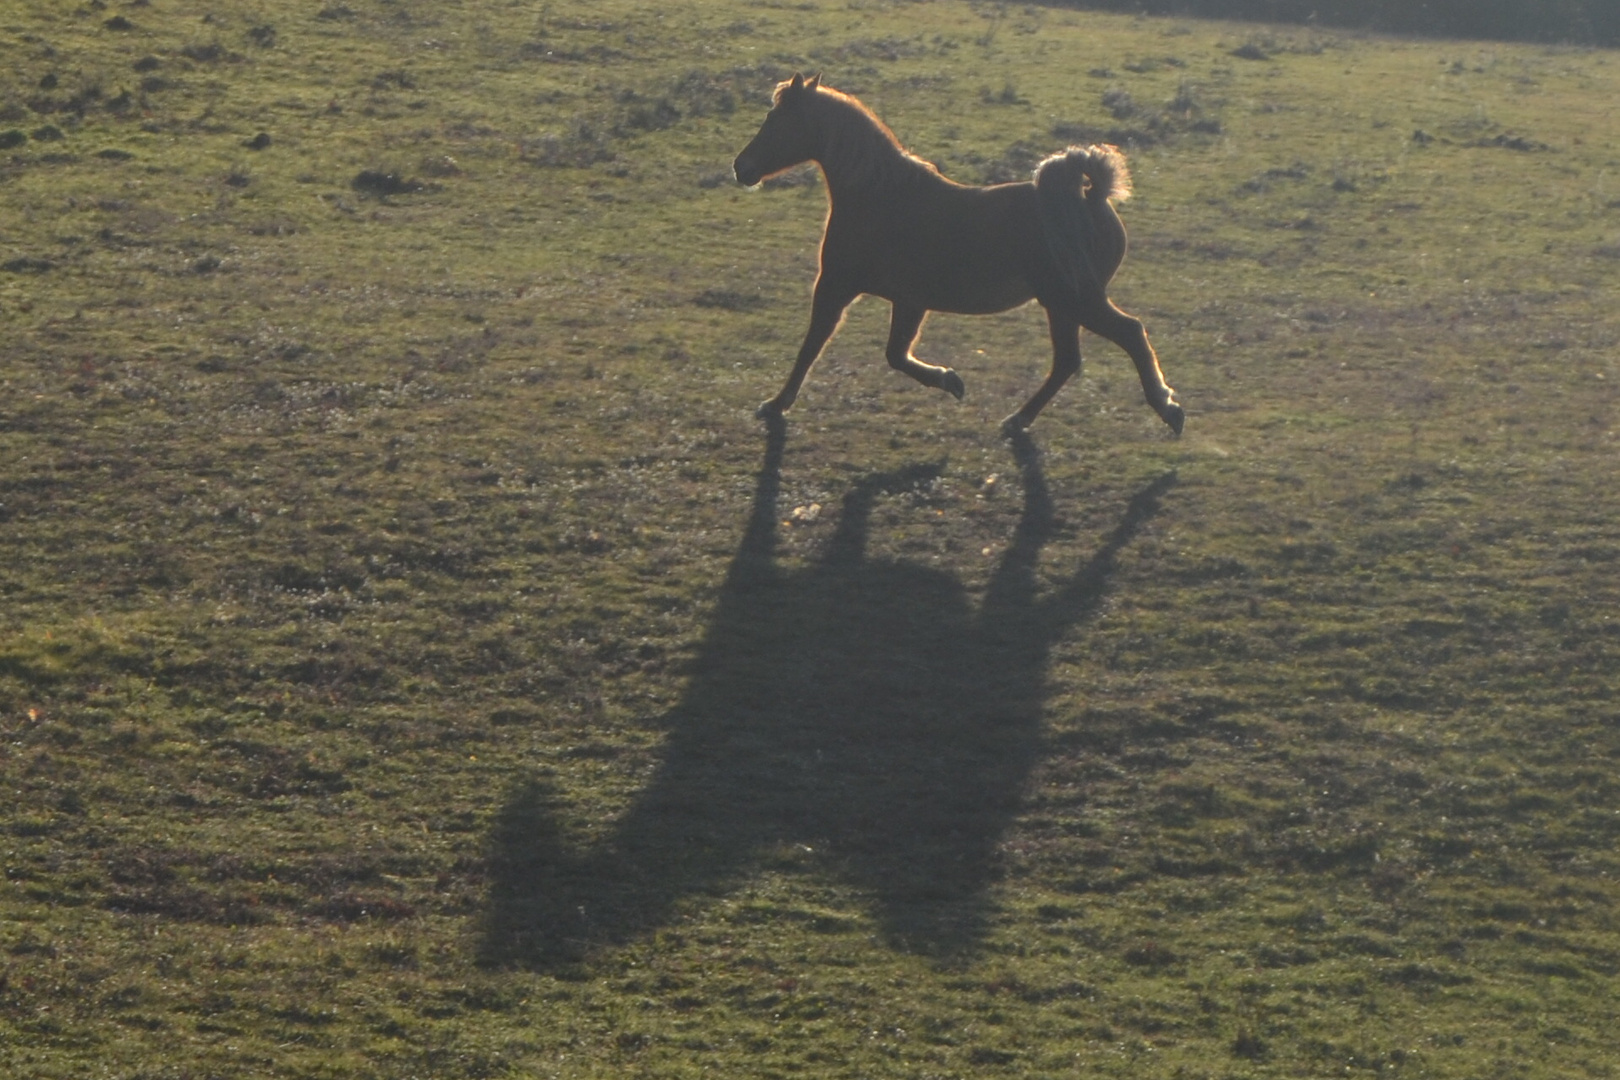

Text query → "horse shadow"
[482,420,1174,965]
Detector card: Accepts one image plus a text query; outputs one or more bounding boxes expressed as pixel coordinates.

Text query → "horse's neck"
[813,102,917,197]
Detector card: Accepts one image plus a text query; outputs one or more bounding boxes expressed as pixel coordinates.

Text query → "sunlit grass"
[2,2,1618,1077]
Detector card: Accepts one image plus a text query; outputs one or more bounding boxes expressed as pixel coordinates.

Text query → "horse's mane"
[797,85,938,192]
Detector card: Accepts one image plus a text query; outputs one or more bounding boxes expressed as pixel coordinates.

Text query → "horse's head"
[733,72,821,187]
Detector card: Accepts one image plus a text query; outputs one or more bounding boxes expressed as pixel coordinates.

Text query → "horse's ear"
[789,72,805,91]
[806,72,822,91]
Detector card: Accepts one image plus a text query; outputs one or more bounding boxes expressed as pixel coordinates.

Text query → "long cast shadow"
[482,420,1174,965]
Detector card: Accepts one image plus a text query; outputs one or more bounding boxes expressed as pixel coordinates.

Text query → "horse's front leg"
[885,303,964,401]
[1086,300,1184,435]
[758,276,856,420]
[1002,306,1082,435]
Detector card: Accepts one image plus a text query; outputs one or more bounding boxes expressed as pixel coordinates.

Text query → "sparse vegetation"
[2,2,1618,1078]
[1059,0,1619,47]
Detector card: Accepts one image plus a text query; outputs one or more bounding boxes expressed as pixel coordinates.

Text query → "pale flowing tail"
[1034,144,1132,204]
[1032,144,1132,299]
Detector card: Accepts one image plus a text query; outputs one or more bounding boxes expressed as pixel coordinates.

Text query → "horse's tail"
[1033,145,1131,297]
[1034,144,1132,204]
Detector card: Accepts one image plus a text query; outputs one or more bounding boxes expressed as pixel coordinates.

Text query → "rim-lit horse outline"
[733,73,1184,436]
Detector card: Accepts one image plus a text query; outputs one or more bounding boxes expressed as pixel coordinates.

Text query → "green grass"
[3,1,1619,1077]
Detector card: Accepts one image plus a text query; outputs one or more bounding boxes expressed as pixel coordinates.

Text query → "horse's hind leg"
[1001,307,1082,435]
[758,277,856,419]
[885,303,965,400]
[1086,300,1184,435]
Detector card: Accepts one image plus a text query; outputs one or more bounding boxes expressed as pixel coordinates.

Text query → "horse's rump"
[1033,145,1132,303]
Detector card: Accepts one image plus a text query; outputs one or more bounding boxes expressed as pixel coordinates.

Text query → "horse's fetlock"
[1000,412,1032,436]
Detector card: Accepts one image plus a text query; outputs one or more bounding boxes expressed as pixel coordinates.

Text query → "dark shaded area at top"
[481,422,1173,966]
[1045,0,1617,47]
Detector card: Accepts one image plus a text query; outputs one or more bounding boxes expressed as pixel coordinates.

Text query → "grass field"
[2,1,1619,1076]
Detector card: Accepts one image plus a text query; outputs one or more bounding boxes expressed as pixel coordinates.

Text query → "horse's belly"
[898,226,1036,311]
[866,261,1034,315]
[928,279,1035,315]
[828,202,1039,313]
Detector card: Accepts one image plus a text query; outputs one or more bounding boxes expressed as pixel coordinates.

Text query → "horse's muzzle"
[733,153,762,188]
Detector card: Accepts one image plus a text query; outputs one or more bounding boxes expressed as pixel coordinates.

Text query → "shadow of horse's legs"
[478,424,1176,970]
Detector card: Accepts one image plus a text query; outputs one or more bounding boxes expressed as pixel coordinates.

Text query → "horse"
[732,73,1184,437]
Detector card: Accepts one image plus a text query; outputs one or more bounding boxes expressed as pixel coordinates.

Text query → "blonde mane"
[796,84,938,192]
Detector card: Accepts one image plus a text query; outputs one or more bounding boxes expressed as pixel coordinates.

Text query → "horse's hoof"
[1000,413,1030,438]
[1162,402,1185,436]
[940,369,965,401]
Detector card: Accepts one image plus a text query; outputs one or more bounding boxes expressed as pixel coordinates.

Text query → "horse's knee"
[885,347,912,371]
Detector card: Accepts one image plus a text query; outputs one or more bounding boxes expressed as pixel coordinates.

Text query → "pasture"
[2,1,1618,1076]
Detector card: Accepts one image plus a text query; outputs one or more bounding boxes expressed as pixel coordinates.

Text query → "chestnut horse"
[732,73,1183,436]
